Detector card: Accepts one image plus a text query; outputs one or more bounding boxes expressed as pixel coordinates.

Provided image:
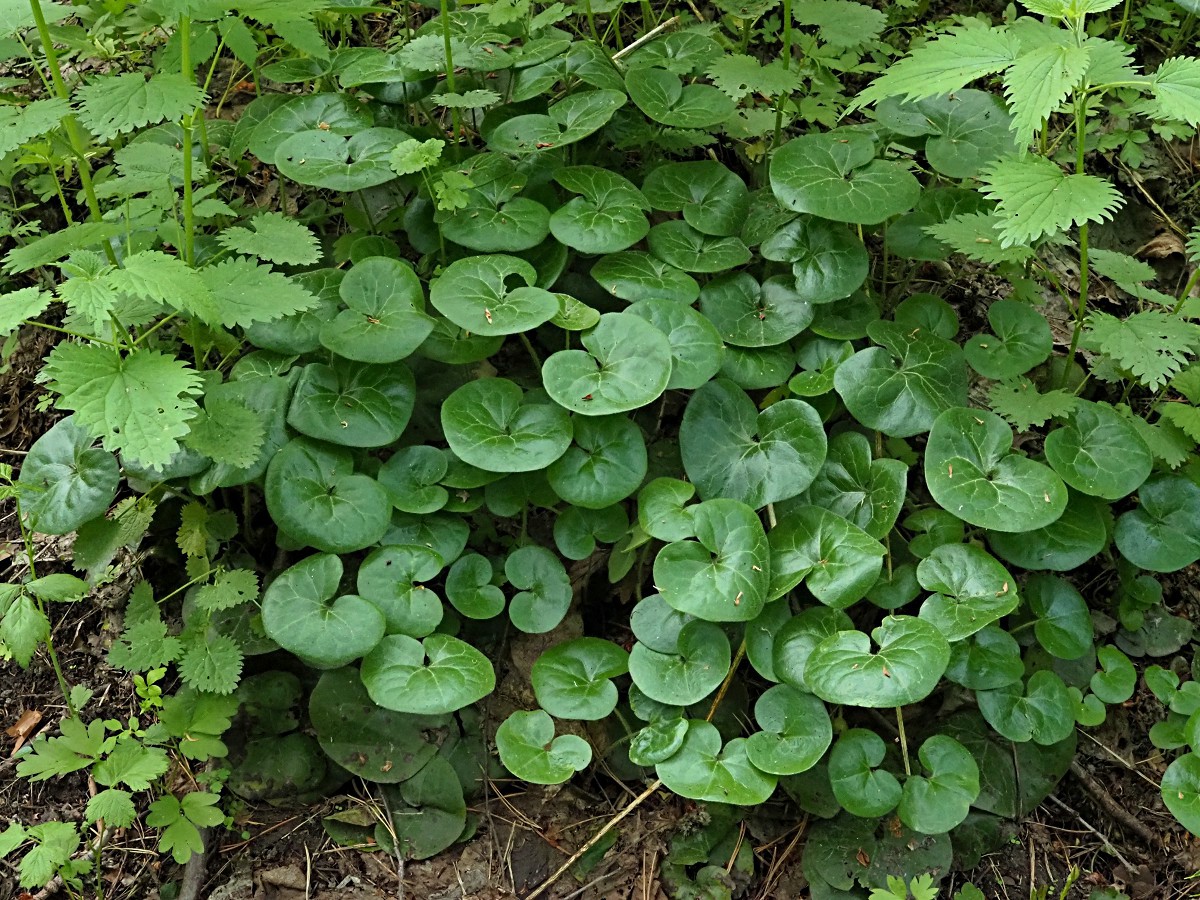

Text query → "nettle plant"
[3,0,1200,894]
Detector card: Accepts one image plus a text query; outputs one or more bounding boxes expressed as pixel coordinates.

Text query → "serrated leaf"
[434,89,501,108]
[76,72,205,140]
[1151,56,1200,126]
[194,569,258,612]
[1003,40,1090,147]
[924,212,1036,265]
[108,616,181,672]
[93,741,170,790]
[794,0,886,47]
[0,97,70,155]
[106,250,212,320]
[0,594,48,667]
[18,822,78,888]
[1087,310,1200,390]
[178,632,243,694]
[184,395,265,467]
[705,54,802,100]
[216,212,320,266]
[987,377,1078,431]
[0,287,52,337]
[86,789,136,827]
[980,156,1123,246]
[197,257,319,328]
[40,345,202,470]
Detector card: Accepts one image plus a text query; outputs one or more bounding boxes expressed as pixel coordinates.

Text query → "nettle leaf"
[626,298,725,391]
[288,359,415,448]
[876,90,1017,179]
[794,0,886,46]
[0,97,70,156]
[496,710,591,784]
[194,569,258,613]
[1026,574,1092,660]
[828,729,902,817]
[532,637,629,720]
[505,545,572,634]
[646,220,751,272]
[916,543,1018,642]
[805,615,951,708]
[770,131,920,225]
[360,633,495,715]
[184,395,265,468]
[979,156,1123,247]
[1114,475,1200,572]
[40,345,202,470]
[260,554,386,670]
[0,286,52,336]
[654,498,770,622]
[17,416,119,535]
[265,438,391,553]
[1085,311,1200,390]
[542,312,673,414]
[698,272,813,347]
[964,299,1053,380]
[629,621,730,705]
[834,321,969,438]
[925,212,1037,266]
[760,217,868,304]
[217,212,320,266]
[320,257,433,362]
[196,257,320,328]
[1,594,49,667]
[898,735,980,835]
[745,684,832,775]
[803,431,907,539]
[276,127,409,191]
[655,719,777,805]
[1043,401,1153,500]
[988,377,1078,432]
[442,378,572,473]
[1150,56,1200,126]
[641,160,750,237]
[431,254,557,337]
[681,379,826,508]
[546,414,646,508]
[1003,40,1090,148]
[705,53,802,100]
[487,89,626,152]
[626,66,735,128]
[977,671,1075,745]
[591,251,700,303]
[925,407,1067,532]
[76,72,205,140]
[768,506,885,607]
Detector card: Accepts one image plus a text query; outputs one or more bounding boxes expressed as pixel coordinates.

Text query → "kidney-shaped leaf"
[803,431,907,539]
[360,633,495,715]
[430,254,558,337]
[977,671,1075,745]
[898,735,980,835]
[828,728,902,817]
[546,414,647,509]
[773,607,855,693]
[532,637,629,721]
[19,416,119,535]
[627,299,725,391]
[550,165,650,253]
[496,710,592,785]
[487,89,626,153]
[357,545,445,638]
[698,272,814,347]
[1161,752,1200,836]
[1114,476,1200,572]
[275,127,407,190]
[626,67,735,128]
[442,378,573,473]
[641,160,749,237]
[1026,573,1092,660]
[655,719,777,805]
[916,543,1018,642]
[505,545,572,634]
[768,506,885,607]
[629,620,730,706]
[590,251,699,303]
[646,220,751,273]
[287,359,415,448]
[745,685,832,776]
[320,257,433,363]
[761,216,869,303]
[1044,401,1153,500]
[987,490,1109,572]
[964,299,1053,380]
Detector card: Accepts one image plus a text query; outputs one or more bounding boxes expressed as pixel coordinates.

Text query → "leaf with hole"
[532,638,629,721]
[805,615,951,708]
[260,554,385,670]
[768,506,886,607]
[319,257,433,364]
[287,360,415,449]
[655,719,777,805]
[898,735,980,835]
[916,543,1018,642]
[745,685,832,776]
[1044,401,1153,500]
[828,729,902,818]
[360,633,495,715]
[265,438,390,554]
[1114,475,1200,572]
[430,254,558,337]
[629,620,730,706]
[441,378,572,473]
[698,272,813,347]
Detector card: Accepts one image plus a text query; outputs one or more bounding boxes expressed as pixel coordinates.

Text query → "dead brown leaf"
[6,708,43,756]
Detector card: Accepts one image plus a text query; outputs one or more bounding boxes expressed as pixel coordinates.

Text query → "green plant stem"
[27,0,117,265]
[518,332,542,370]
[439,0,463,139]
[1172,267,1200,315]
[782,0,792,70]
[180,15,196,267]
[25,320,121,347]
[1061,96,1090,388]
[896,706,911,777]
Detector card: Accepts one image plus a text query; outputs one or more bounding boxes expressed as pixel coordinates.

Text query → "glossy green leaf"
[287,359,415,448]
[977,671,1075,745]
[646,220,751,273]
[745,685,832,776]
[637,477,696,542]
[745,598,792,682]
[768,506,886,607]
[546,413,646,508]
[260,554,385,670]
[681,379,826,508]
[18,416,119,535]
[916,543,1018,642]
[487,89,626,153]
[944,625,1024,690]
[550,165,650,253]
[542,312,673,414]
[505,545,572,634]
[445,553,506,620]
[626,67,735,128]
[655,719,777,805]
[1114,475,1200,572]
[265,438,390,554]
[893,293,960,340]
[898,735,980,835]
[319,257,433,363]
[377,446,448,514]
[828,729,902,817]
[876,89,1018,178]
[1161,752,1200,835]
[925,407,1067,532]
[360,633,496,715]
[964,299,1053,380]
[653,498,770,622]
[773,607,854,693]
[590,251,699,303]
[641,160,749,236]
[532,638,629,720]
[760,216,869,303]
[441,378,573,473]
[629,718,690,766]
[718,344,797,390]
[987,490,1109,571]
[626,299,725,390]
[248,93,372,162]
[275,127,408,190]
[803,431,907,539]
[357,545,445,638]
[1026,573,1092,660]
[1091,646,1136,704]
[382,511,469,568]
[378,757,466,860]
[430,254,558,337]
[629,620,730,706]
[1044,401,1153,500]
[698,272,813,347]
[805,615,951,708]
[246,269,344,355]
[496,710,592,784]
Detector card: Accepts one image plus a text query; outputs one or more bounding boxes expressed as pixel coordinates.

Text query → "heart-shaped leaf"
[637,478,696,542]
[445,553,506,619]
[18,416,119,535]
[718,344,796,389]
[553,504,627,560]
[308,667,440,783]
[505,545,572,634]
[964,299,1053,380]
[805,615,951,708]
[760,216,869,303]
[944,625,1024,690]
[768,506,886,607]
[496,710,592,784]
[360,633,495,715]
[542,312,673,415]
[653,498,770,622]
[418,316,505,365]
[898,735,980,835]
[1091,646,1136,704]
[876,90,1018,178]
[275,127,408,190]
[680,380,826,508]
[383,511,469,568]
[646,220,751,273]
[265,438,391,554]
[1044,401,1153,500]
[629,620,730,705]
[377,757,466,861]
[894,293,960,340]
[745,685,832,776]
[532,637,629,720]
[248,93,373,162]
[977,671,1075,745]
[790,335,855,397]
[1161,752,1200,835]
[287,359,415,448]
[260,554,386,669]
[430,254,558,337]
[377,446,448,515]
[1026,573,1092,660]
[1115,475,1200,572]
[925,407,1067,532]
[745,598,792,682]
[641,160,749,236]
[319,257,434,363]
[441,378,573,473]
[698,272,813,347]
[546,414,647,508]
[916,543,1018,642]
[629,718,690,766]
[655,719,777,805]
[828,729,902,817]
[439,156,551,252]
[487,89,626,152]
[630,594,695,655]
[987,490,1109,571]
[357,545,445,638]
[835,321,968,438]
[590,251,699,303]
[770,131,920,224]
[773,607,854,693]
[626,299,725,391]
[803,431,907,539]
[625,67,735,128]
[550,165,650,253]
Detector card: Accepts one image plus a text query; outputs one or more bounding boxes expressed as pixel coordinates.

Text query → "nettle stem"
[27,0,117,265]
[439,0,463,139]
[1061,93,1089,387]
[180,15,197,267]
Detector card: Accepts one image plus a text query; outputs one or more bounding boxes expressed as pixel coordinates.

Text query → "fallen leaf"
[6,708,43,755]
